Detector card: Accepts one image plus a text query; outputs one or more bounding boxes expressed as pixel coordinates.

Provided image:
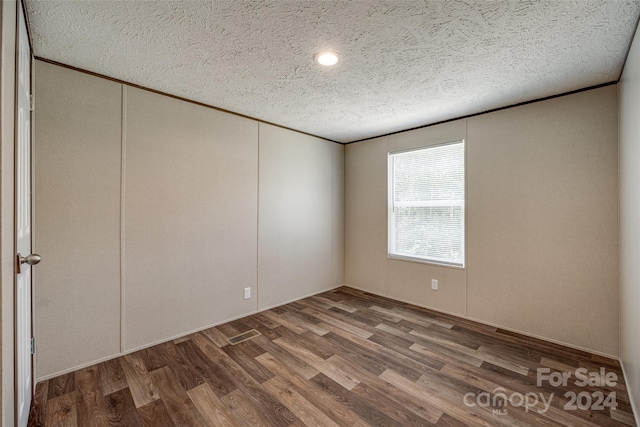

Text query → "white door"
[16,2,37,426]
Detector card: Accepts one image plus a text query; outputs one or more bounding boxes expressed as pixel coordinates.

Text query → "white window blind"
[388,141,465,266]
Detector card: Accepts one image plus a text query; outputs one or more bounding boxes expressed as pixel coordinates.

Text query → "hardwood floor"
[29,287,637,426]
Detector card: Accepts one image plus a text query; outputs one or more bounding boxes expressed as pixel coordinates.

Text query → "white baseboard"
[38,282,621,383]
[342,284,619,360]
[257,284,343,312]
[36,284,344,383]
[619,359,640,426]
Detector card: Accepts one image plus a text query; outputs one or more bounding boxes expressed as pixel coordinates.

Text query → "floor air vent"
[226,329,261,345]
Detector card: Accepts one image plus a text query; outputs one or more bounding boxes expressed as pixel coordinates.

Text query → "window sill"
[387,254,465,270]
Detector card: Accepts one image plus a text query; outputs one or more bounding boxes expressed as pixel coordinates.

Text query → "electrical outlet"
[431,279,439,291]
[244,287,251,300]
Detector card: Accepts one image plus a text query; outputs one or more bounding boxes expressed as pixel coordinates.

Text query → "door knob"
[16,253,41,274]
[20,254,41,266]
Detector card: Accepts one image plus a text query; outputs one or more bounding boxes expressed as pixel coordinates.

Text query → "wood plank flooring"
[29,287,637,426]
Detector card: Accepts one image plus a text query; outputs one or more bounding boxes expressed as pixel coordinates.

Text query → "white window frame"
[387,140,466,268]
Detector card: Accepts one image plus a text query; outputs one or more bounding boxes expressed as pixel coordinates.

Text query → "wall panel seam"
[464,118,468,318]
[256,122,260,312]
[119,84,127,353]
[332,142,335,286]
[385,136,390,297]
[341,145,346,283]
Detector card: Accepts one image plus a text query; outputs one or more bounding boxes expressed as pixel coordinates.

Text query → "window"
[388,141,465,267]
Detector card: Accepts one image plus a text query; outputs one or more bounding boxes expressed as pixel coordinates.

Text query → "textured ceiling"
[26,0,640,143]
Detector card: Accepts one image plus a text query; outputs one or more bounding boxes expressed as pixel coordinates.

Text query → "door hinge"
[30,337,35,355]
[29,94,34,112]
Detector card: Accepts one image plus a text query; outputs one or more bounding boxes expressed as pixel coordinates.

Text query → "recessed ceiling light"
[314,50,339,66]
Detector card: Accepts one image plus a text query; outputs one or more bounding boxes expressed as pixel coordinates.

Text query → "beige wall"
[124,87,259,350]
[258,124,335,309]
[619,23,640,423]
[345,85,619,356]
[466,87,618,355]
[34,61,122,377]
[345,136,388,296]
[0,1,17,424]
[34,61,344,379]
